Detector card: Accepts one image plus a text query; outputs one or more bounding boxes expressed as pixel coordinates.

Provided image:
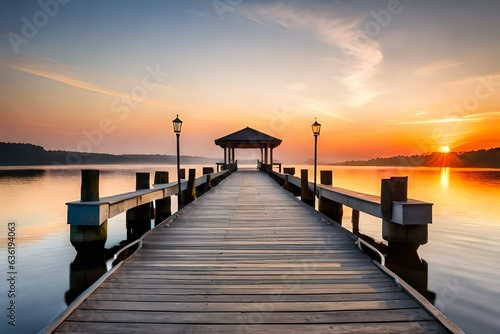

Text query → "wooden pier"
[45,169,461,333]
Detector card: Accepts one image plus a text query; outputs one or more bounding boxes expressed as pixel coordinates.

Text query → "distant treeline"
[0,142,218,166]
[330,147,500,168]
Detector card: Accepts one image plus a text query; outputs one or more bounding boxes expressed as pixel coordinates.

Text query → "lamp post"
[311,118,321,208]
[172,114,183,209]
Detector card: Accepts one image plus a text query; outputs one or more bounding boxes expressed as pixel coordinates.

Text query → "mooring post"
[381,176,427,251]
[318,170,343,224]
[300,169,313,207]
[206,174,212,190]
[181,168,197,207]
[126,172,151,240]
[202,167,214,175]
[198,168,213,194]
[283,167,295,175]
[70,170,108,254]
[154,171,171,226]
[352,209,360,233]
[179,168,186,180]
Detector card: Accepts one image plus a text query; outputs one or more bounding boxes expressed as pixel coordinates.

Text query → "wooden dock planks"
[54,170,450,333]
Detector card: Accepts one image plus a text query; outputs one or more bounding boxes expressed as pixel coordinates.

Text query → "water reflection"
[0,169,45,179]
[354,230,436,304]
[440,167,450,189]
[65,239,140,305]
[65,251,107,305]
[386,250,436,303]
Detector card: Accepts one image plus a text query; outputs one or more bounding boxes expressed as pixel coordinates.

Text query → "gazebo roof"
[214,127,282,149]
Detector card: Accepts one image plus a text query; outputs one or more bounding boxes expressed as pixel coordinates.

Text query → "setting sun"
[440,146,451,153]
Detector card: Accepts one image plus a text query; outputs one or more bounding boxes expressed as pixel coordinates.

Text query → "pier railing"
[265,168,432,251]
[257,160,282,173]
[67,167,234,253]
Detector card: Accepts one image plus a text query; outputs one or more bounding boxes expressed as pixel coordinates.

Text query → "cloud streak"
[415,58,463,75]
[393,111,500,125]
[7,62,124,98]
[1,57,172,108]
[244,2,383,107]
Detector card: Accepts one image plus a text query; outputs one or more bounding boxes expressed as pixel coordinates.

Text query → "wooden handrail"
[67,170,230,226]
[272,170,432,226]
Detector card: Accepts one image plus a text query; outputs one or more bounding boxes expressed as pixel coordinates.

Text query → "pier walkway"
[52,170,451,333]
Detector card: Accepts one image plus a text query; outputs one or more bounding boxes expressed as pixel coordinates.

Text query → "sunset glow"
[440,146,451,154]
[1,1,500,163]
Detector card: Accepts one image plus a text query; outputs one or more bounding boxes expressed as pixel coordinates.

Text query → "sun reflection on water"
[440,167,450,189]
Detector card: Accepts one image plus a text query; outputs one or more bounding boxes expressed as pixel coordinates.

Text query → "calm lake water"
[0,164,499,333]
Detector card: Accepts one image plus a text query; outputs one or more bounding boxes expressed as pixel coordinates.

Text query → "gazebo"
[214,127,282,167]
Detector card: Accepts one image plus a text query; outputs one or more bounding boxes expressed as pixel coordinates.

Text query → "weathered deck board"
[54,170,450,333]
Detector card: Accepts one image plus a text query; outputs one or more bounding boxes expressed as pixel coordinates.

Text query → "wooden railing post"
[182,168,197,206]
[300,169,313,207]
[352,209,360,233]
[283,167,295,175]
[203,167,214,175]
[179,168,186,180]
[381,176,427,251]
[154,171,171,226]
[318,170,343,225]
[126,173,151,240]
[70,170,107,254]
[198,168,214,194]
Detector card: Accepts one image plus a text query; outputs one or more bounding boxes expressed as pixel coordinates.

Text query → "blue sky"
[1,0,500,162]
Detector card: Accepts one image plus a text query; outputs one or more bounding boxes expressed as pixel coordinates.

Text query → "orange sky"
[1,1,500,163]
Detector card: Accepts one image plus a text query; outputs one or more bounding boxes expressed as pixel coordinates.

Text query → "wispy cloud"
[300,99,355,122]
[1,57,173,108]
[415,58,463,75]
[1,57,124,98]
[394,114,482,125]
[244,2,383,107]
[183,10,217,20]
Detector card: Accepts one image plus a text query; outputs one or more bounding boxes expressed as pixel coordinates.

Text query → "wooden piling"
[70,170,107,253]
[283,167,295,175]
[154,171,171,226]
[202,167,214,175]
[126,173,151,240]
[318,170,343,224]
[179,168,186,179]
[80,169,99,201]
[320,170,333,186]
[183,168,197,204]
[300,169,313,207]
[197,171,213,195]
[352,209,360,233]
[381,176,427,251]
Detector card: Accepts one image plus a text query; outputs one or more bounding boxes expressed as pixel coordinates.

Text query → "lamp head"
[172,114,183,134]
[311,118,321,136]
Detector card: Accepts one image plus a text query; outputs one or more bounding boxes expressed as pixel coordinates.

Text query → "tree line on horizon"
[329,147,500,168]
[0,142,218,166]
